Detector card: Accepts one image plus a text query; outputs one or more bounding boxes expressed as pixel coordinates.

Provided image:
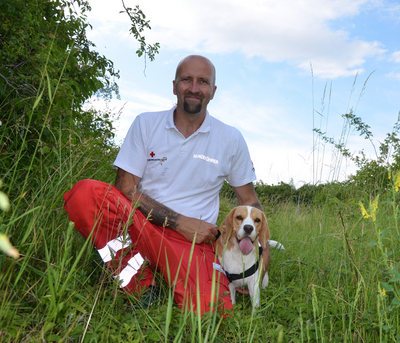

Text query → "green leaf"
[380,229,389,239]
[381,282,394,292]
[43,321,56,334]
[45,334,61,342]
[33,88,45,110]
[147,331,162,341]
[392,297,400,307]
[389,277,400,283]
[41,146,51,154]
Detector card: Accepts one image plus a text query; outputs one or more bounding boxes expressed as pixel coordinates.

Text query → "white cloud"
[85,83,173,143]
[208,90,320,185]
[386,71,400,80]
[390,51,400,63]
[87,0,385,78]
[212,90,309,145]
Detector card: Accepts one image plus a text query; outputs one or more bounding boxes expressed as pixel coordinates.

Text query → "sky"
[84,0,400,187]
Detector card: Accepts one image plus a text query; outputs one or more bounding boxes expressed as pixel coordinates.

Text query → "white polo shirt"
[114,106,256,224]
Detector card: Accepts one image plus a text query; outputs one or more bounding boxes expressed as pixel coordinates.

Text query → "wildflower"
[394,171,400,192]
[359,195,379,222]
[378,285,386,297]
[359,202,370,219]
[370,195,379,222]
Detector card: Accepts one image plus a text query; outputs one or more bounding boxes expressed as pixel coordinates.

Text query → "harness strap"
[224,246,263,282]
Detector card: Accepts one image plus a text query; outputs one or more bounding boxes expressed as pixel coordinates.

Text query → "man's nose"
[189,80,200,93]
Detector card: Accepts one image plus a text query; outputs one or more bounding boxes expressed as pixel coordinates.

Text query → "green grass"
[1,168,399,342]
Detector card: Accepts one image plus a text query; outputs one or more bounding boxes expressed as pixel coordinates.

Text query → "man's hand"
[175,216,218,244]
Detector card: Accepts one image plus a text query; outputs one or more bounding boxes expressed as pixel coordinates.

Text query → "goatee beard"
[183,99,202,114]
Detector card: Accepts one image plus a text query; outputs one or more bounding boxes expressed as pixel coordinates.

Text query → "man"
[64,55,270,314]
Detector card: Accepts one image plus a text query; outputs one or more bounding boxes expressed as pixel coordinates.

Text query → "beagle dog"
[216,206,283,309]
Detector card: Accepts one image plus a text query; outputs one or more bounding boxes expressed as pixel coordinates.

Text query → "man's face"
[173,57,217,115]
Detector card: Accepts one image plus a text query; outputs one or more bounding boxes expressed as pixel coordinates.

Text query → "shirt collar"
[166,106,211,134]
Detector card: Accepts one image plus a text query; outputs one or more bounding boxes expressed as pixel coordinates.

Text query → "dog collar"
[224,246,264,282]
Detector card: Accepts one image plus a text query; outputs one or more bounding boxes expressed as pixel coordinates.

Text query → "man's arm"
[232,182,262,209]
[114,168,218,244]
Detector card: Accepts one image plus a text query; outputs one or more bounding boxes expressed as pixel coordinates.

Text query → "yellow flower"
[370,195,379,222]
[359,202,370,219]
[359,195,379,222]
[394,171,400,192]
[378,286,386,297]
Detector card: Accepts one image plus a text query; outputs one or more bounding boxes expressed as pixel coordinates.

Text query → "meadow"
[1,1,399,340]
[1,144,399,342]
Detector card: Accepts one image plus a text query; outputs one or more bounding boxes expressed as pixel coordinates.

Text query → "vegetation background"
[0,0,399,341]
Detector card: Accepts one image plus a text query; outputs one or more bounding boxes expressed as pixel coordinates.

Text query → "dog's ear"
[259,212,271,248]
[216,208,237,258]
[219,207,236,237]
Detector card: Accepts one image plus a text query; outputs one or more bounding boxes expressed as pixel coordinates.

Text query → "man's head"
[173,55,217,116]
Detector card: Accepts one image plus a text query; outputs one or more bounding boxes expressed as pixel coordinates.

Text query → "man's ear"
[210,85,217,100]
[173,80,177,95]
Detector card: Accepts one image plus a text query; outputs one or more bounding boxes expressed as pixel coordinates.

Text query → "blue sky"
[85,0,400,187]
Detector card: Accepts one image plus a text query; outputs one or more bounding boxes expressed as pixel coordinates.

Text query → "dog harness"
[224,246,264,282]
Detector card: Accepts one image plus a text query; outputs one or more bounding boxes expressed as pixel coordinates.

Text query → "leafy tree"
[0,0,159,197]
[1,0,118,184]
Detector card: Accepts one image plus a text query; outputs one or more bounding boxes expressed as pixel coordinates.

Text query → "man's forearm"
[114,168,218,244]
[246,183,263,210]
[114,168,180,229]
[134,192,181,229]
[234,182,263,211]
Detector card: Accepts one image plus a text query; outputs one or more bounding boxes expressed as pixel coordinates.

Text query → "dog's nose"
[243,225,253,234]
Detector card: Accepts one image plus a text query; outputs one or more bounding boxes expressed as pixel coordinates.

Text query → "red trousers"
[63,179,232,314]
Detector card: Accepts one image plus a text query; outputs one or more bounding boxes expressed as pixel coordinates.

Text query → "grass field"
[1,163,399,342]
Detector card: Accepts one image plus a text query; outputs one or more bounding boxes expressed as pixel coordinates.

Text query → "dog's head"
[218,206,270,256]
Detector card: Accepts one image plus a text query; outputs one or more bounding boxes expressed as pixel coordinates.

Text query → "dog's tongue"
[239,237,253,255]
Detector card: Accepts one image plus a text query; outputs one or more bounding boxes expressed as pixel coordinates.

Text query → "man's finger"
[208,232,216,242]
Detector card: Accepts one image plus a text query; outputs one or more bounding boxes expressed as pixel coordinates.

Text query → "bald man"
[64,55,269,314]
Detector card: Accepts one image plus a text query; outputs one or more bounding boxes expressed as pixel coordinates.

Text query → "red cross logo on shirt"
[150,151,155,158]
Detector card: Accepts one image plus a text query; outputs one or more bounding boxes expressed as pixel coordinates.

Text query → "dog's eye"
[255,218,261,223]
[236,215,243,221]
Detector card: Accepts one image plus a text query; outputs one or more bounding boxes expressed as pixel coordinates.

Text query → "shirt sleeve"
[226,128,257,187]
[113,115,147,178]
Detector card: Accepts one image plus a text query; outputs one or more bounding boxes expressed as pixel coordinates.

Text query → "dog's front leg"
[248,276,261,310]
[261,271,269,289]
[228,283,237,304]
